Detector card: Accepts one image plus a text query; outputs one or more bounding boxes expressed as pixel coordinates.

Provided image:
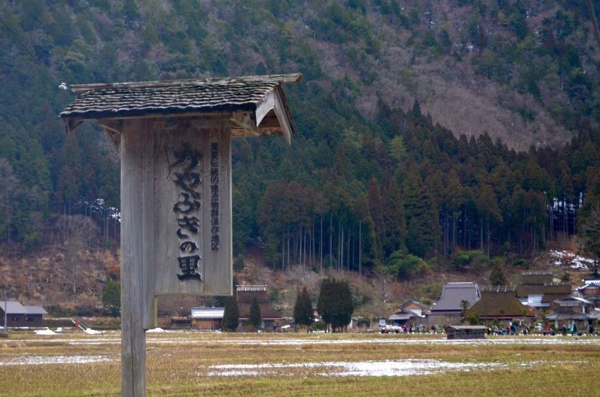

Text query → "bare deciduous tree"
[58,215,99,294]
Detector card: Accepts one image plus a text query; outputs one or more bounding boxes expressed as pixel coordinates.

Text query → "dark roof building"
[0,301,47,328]
[546,295,596,330]
[468,286,533,321]
[577,278,600,308]
[388,300,430,325]
[236,285,281,328]
[430,282,481,315]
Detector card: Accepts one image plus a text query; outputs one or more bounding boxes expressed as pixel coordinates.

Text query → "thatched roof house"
[468,286,533,321]
[517,271,571,308]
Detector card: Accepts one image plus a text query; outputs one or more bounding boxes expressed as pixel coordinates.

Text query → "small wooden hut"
[446,325,487,340]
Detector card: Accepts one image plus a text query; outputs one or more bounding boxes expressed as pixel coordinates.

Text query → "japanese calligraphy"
[210,142,220,251]
[170,143,203,282]
[177,255,203,281]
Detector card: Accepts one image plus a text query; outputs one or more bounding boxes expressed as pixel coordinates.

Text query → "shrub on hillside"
[490,263,508,286]
[233,256,245,272]
[387,252,428,281]
[451,251,486,272]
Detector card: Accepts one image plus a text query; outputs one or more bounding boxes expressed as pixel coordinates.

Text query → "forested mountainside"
[1,1,600,279]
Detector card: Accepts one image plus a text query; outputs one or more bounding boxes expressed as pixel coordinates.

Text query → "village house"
[237,285,281,330]
[0,301,47,328]
[191,307,224,330]
[577,278,600,308]
[517,271,571,310]
[545,295,596,331]
[389,300,430,326]
[429,282,481,324]
[468,286,534,323]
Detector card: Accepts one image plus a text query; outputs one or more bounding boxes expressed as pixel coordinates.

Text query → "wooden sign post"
[60,73,301,397]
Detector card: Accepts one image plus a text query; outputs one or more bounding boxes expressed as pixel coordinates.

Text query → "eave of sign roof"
[59,73,301,148]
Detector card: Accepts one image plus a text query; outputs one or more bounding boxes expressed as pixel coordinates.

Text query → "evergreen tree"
[354,193,380,272]
[382,177,407,256]
[317,278,354,332]
[248,296,262,329]
[478,185,503,258]
[579,206,600,276]
[293,287,314,328]
[222,296,239,332]
[102,280,121,317]
[403,169,438,257]
[368,177,385,257]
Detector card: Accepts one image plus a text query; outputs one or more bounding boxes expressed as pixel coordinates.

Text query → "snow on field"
[34,328,56,336]
[207,359,505,377]
[200,337,600,347]
[20,336,600,347]
[83,328,103,335]
[0,355,112,366]
[550,250,593,270]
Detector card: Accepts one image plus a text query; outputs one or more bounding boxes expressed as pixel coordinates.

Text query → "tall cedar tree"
[382,177,407,256]
[317,278,354,332]
[248,296,262,329]
[368,177,385,257]
[403,170,438,258]
[293,287,314,327]
[579,206,600,276]
[354,193,380,270]
[222,296,239,332]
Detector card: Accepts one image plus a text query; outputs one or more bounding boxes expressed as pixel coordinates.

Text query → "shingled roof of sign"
[59,73,302,120]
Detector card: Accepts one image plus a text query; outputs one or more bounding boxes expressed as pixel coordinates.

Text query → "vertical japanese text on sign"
[171,143,203,282]
[210,142,220,251]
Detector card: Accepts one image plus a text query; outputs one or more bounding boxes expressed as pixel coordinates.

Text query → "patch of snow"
[34,328,56,336]
[147,328,165,333]
[206,359,506,377]
[83,328,103,335]
[0,355,112,366]
[550,250,592,270]
[21,336,600,347]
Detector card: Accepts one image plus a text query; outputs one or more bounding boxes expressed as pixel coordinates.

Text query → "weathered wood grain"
[120,120,147,397]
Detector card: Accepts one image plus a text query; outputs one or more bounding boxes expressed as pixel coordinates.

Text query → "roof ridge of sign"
[69,73,302,94]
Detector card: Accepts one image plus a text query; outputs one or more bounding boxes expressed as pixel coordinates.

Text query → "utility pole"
[4,291,7,334]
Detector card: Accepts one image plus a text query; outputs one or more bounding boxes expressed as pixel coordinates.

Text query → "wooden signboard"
[60,73,301,397]
[121,120,232,329]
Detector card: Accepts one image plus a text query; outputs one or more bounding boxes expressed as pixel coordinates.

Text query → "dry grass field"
[0,331,598,396]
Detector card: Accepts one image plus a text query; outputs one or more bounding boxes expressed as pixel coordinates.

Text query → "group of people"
[381,321,597,336]
[488,324,524,335]
[543,324,595,336]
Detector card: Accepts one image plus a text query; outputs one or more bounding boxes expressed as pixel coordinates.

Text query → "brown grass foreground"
[0,332,598,396]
